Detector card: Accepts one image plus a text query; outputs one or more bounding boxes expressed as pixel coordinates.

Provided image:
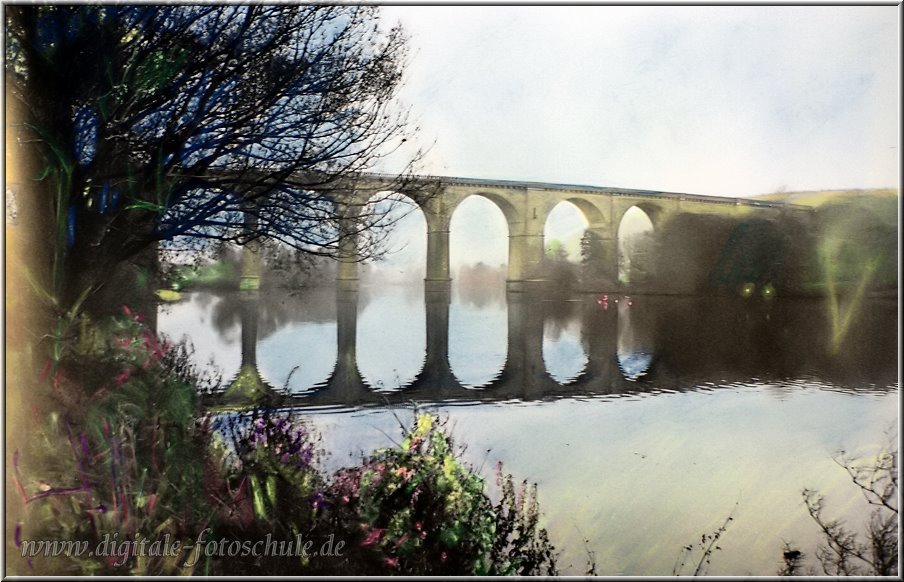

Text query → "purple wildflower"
[297,446,314,468]
[311,491,328,510]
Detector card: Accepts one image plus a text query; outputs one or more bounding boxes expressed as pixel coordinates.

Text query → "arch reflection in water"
[356,285,426,390]
[542,299,588,384]
[181,287,897,409]
[616,297,656,381]
[258,322,337,393]
[215,288,340,394]
[255,289,338,394]
[449,284,507,388]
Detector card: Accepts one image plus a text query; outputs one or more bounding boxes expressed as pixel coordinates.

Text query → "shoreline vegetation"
[8,307,559,575]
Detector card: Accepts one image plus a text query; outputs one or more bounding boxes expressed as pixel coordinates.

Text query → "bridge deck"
[359,172,814,211]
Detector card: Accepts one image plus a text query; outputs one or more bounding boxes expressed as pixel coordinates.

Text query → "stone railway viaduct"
[241,173,814,292]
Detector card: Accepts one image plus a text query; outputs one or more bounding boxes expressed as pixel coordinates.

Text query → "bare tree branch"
[800,436,898,576]
[5,5,424,307]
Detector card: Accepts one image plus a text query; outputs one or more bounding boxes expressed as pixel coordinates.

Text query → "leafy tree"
[544,238,578,292]
[5,5,420,310]
[618,230,654,286]
[579,230,610,287]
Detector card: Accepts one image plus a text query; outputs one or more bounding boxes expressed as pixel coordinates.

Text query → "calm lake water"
[158,285,898,576]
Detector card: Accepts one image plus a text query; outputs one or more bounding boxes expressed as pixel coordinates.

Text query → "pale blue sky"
[381,5,899,198]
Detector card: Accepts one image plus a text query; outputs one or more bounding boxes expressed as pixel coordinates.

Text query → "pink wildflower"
[361,528,385,547]
[115,368,132,385]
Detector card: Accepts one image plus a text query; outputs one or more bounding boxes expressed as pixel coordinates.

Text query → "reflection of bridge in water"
[203,286,898,411]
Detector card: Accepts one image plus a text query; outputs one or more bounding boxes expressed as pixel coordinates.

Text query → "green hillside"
[753,187,898,210]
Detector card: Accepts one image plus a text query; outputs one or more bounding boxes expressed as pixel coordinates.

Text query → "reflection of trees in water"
[646,296,785,383]
[453,283,505,309]
[209,295,241,338]
[640,296,898,388]
[360,266,426,288]
[359,282,418,307]
[542,299,582,341]
[453,263,507,308]
[208,287,337,342]
[193,291,217,312]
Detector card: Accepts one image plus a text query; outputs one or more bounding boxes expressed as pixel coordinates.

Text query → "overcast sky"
[380,5,899,198]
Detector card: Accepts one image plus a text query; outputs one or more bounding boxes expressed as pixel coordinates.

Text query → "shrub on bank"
[326,414,557,575]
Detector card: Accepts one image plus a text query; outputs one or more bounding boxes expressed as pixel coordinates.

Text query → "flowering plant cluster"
[331,414,496,574]
[214,410,325,528]
[329,414,558,576]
